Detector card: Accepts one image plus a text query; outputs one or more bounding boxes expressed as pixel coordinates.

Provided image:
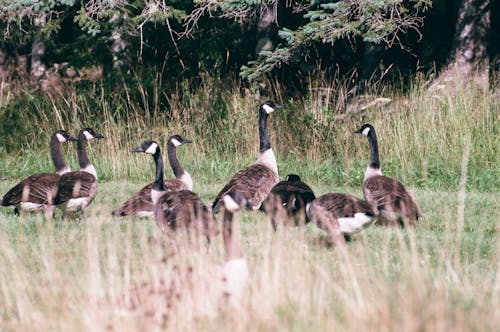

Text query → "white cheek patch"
[83,130,94,140]
[171,138,182,147]
[262,104,275,114]
[362,127,371,136]
[56,133,66,142]
[223,195,241,213]
[145,142,158,154]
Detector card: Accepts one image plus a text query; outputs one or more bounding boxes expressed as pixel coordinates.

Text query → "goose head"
[168,135,192,148]
[355,123,375,137]
[81,127,104,141]
[132,140,160,155]
[260,100,283,114]
[54,130,77,143]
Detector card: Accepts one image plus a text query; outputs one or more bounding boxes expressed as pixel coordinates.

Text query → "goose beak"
[67,135,77,141]
[274,102,283,109]
[131,146,144,153]
[96,133,105,139]
[183,138,193,144]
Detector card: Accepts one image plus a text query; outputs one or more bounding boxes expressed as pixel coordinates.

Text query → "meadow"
[0,74,498,331]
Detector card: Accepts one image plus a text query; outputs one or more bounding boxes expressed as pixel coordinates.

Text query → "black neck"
[152,150,166,191]
[367,129,380,169]
[50,134,68,172]
[167,143,184,178]
[77,133,90,169]
[223,210,243,260]
[258,108,271,153]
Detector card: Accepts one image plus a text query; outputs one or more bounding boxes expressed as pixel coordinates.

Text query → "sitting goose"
[113,135,193,218]
[306,193,375,244]
[212,100,282,213]
[355,123,420,226]
[263,174,316,230]
[0,129,76,218]
[132,140,218,241]
[54,127,104,216]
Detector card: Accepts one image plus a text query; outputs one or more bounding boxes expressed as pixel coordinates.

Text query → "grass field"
[0,179,498,331]
[0,74,498,330]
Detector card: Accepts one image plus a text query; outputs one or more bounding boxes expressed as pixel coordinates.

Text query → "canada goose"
[117,191,248,320]
[212,100,282,213]
[112,135,193,218]
[54,127,104,216]
[306,193,375,244]
[355,123,420,226]
[263,174,316,230]
[0,129,76,218]
[132,140,218,241]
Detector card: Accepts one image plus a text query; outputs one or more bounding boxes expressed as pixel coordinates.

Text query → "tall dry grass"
[0,178,498,331]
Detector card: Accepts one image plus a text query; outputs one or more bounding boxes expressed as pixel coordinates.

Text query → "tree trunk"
[31,39,46,79]
[432,0,491,92]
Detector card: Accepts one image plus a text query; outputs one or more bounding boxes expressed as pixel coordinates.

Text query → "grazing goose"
[263,174,316,230]
[212,100,282,213]
[355,123,421,226]
[306,193,375,244]
[112,135,193,218]
[132,140,218,241]
[54,127,104,216]
[0,129,76,218]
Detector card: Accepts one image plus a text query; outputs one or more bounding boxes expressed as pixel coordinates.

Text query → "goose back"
[263,174,316,229]
[363,175,420,225]
[307,193,375,243]
[155,190,219,241]
[212,164,278,213]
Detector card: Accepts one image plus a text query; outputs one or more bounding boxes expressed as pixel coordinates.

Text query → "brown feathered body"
[307,193,375,243]
[263,174,316,229]
[112,180,189,218]
[363,175,420,226]
[54,170,99,212]
[1,173,61,218]
[155,190,219,241]
[212,162,278,213]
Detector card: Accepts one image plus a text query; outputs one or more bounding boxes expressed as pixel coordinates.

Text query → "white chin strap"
[262,104,274,114]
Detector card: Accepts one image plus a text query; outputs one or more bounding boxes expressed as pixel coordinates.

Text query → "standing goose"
[306,193,375,244]
[54,127,104,216]
[112,135,193,218]
[0,130,76,218]
[263,174,316,230]
[212,100,282,213]
[117,191,248,319]
[355,123,420,226]
[132,140,218,241]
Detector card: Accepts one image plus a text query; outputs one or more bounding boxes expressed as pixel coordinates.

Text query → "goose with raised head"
[132,140,218,241]
[212,100,282,213]
[0,129,76,218]
[263,174,316,230]
[54,127,104,216]
[306,193,375,244]
[113,135,193,218]
[355,123,420,226]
